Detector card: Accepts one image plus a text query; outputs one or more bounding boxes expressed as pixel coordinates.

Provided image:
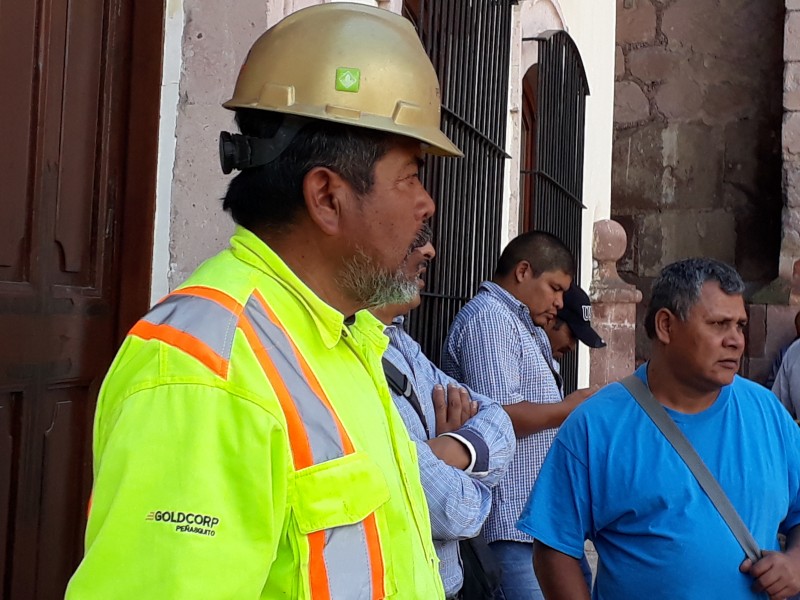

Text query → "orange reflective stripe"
[172,285,244,315]
[363,513,385,599]
[251,291,355,454]
[308,531,332,600]
[365,520,384,600]
[129,321,229,378]
[238,317,314,470]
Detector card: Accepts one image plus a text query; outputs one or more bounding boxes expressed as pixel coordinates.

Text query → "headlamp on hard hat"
[219,117,305,174]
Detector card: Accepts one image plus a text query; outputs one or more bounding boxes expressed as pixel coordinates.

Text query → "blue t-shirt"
[517,365,800,599]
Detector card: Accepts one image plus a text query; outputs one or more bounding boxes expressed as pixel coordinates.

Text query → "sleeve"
[66,383,291,600]
[765,348,785,389]
[384,341,495,542]
[772,353,797,418]
[515,429,591,559]
[780,406,800,533]
[447,313,525,406]
[396,329,515,487]
[414,432,494,541]
[437,392,514,486]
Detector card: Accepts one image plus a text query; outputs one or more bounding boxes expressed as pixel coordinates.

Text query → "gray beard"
[338,248,419,309]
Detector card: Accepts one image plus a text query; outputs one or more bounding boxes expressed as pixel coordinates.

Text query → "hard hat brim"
[222,101,463,158]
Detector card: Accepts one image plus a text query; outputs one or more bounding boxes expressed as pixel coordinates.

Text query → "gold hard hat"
[223,3,462,157]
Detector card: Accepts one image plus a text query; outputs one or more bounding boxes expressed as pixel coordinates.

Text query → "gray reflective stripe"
[244,296,345,464]
[325,524,372,599]
[143,294,237,361]
[244,294,379,597]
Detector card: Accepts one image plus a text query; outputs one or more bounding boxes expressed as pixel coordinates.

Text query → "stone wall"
[745,0,800,383]
[612,0,785,362]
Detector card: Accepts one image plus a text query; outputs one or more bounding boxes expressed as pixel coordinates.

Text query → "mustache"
[409,222,433,253]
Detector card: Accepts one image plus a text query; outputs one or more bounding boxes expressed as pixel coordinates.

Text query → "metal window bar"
[403,0,514,367]
[524,30,590,395]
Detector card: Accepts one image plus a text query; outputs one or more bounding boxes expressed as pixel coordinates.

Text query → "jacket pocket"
[292,451,391,533]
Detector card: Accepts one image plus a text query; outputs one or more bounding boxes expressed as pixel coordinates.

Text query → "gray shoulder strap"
[621,375,762,563]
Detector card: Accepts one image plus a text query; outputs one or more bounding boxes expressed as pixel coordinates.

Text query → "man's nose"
[417,188,435,222]
[554,291,565,310]
[420,241,436,261]
[724,326,745,350]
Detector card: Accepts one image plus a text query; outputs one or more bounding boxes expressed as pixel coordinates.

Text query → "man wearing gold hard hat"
[66,4,461,599]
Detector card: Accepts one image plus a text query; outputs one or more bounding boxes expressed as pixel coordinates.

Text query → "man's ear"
[653,308,674,344]
[514,260,530,284]
[302,166,349,236]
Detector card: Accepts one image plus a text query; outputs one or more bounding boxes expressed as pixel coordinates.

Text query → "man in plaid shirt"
[443,231,596,600]
[372,240,515,599]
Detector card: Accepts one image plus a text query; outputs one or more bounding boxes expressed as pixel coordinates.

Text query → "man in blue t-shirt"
[518,258,800,599]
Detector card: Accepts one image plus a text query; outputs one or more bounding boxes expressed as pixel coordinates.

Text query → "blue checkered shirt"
[442,281,562,544]
[384,319,515,596]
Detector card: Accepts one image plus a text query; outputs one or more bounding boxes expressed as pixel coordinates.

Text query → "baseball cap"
[557,284,606,348]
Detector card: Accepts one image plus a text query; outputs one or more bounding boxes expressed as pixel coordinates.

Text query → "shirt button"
[342,329,349,338]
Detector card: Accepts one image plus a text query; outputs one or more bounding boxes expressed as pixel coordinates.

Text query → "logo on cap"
[582,305,592,322]
[335,67,361,92]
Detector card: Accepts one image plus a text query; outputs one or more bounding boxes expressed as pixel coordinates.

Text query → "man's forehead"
[692,283,746,318]
[537,268,571,281]
[388,136,425,157]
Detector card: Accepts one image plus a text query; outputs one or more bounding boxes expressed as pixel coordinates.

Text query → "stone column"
[589,220,642,386]
[780,5,800,300]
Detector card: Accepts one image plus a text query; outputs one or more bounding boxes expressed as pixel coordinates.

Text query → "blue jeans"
[489,541,593,600]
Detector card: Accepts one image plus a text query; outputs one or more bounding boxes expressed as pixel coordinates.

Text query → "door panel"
[36,387,94,599]
[55,0,105,278]
[0,391,22,591]
[0,1,37,281]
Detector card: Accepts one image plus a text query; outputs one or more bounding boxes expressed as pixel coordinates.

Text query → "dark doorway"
[520,64,539,232]
[402,0,514,366]
[0,0,163,597]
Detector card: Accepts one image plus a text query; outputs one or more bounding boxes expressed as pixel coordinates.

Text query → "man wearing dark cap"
[543,283,606,362]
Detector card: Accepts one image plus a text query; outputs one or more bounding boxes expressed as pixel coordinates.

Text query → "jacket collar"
[229,227,386,351]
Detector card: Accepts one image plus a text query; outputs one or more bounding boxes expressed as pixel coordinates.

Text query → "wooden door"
[0,0,162,597]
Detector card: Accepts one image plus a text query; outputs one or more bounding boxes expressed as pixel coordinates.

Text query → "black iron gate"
[522,30,589,394]
[403,0,513,366]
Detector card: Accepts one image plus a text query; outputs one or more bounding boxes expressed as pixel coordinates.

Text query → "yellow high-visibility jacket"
[66,227,443,599]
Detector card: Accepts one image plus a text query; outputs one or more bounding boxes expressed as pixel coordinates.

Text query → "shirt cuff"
[438,428,489,476]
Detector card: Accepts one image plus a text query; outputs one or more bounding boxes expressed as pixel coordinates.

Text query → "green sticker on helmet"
[335,67,361,92]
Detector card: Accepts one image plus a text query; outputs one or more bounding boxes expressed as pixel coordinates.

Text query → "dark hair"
[494,231,574,279]
[644,258,745,339]
[223,109,393,230]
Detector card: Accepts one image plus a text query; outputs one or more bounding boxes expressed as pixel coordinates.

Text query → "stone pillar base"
[590,219,642,386]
